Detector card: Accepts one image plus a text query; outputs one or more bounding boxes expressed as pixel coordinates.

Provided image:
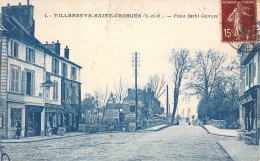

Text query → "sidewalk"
[0,132,87,143]
[147,124,169,131]
[203,125,238,137]
[218,140,260,161]
[203,125,260,161]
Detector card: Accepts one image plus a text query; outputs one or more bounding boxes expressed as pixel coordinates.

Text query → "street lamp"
[41,79,54,136]
[41,80,54,87]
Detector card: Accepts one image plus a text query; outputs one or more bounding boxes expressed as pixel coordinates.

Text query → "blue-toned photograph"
[0,0,259,160]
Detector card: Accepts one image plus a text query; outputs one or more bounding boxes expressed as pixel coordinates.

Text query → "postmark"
[221,0,257,44]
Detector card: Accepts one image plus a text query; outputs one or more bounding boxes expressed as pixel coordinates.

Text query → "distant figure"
[16,121,22,139]
[177,121,179,125]
[203,119,206,125]
[188,122,191,125]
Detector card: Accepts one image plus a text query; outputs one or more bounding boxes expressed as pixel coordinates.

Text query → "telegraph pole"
[132,52,140,129]
[166,85,169,118]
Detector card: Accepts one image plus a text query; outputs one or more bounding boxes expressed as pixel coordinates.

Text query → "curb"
[147,125,169,131]
[201,125,236,138]
[215,141,235,161]
[1,133,88,144]
[201,125,234,161]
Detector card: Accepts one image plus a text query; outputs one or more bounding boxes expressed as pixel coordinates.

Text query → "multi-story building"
[0,2,81,139]
[123,88,163,119]
[238,22,260,145]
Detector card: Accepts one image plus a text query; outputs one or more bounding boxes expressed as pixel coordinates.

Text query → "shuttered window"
[62,63,68,78]
[25,70,35,96]
[53,81,58,100]
[71,67,77,81]
[26,47,35,64]
[52,58,59,75]
[21,71,26,94]
[10,65,20,93]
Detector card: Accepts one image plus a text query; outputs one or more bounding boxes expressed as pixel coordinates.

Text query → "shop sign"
[239,94,254,105]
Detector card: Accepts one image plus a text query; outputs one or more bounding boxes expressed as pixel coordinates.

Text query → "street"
[3,122,233,161]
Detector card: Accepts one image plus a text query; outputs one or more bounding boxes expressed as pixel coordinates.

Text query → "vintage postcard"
[0,0,259,160]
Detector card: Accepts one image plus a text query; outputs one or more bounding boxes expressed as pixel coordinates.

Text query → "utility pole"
[166,85,169,118]
[132,52,140,130]
[169,104,170,115]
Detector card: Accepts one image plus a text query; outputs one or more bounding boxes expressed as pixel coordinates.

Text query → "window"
[246,66,248,86]
[71,84,76,104]
[21,71,26,94]
[52,58,59,75]
[247,61,255,88]
[75,85,79,104]
[62,63,68,78]
[11,41,19,58]
[71,67,77,80]
[53,81,58,100]
[11,108,22,127]
[10,65,20,93]
[249,63,252,87]
[25,70,35,96]
[26,47,35,63]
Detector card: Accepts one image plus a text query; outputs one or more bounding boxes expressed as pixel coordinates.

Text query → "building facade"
[0,2,81,139]
[238,22,260,145]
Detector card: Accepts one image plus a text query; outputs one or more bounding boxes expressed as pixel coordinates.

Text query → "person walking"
[16,121,22,139]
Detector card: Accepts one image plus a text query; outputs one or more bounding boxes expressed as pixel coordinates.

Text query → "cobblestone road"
[2,123,233,161]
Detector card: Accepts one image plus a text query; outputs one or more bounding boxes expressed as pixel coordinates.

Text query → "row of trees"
[170,48,240,128]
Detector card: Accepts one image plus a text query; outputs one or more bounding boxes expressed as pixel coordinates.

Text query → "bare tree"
[169,49,191,125]
[187,49,226,99]
[186,49,226,120]
[93,86,110,107]
[146,74,167,100]
[102,85,110,107]
[114,77,128,104]
[94,89,103,108]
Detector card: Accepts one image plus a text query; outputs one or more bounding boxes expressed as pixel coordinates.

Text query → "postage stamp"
[221,0,257,43]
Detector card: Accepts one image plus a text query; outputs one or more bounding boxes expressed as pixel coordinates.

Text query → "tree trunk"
[171,89,179,125]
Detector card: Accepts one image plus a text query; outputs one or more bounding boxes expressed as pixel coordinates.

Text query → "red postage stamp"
[221,0,257,42]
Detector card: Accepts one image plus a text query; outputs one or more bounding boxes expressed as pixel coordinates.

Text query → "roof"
[1,14,82,69]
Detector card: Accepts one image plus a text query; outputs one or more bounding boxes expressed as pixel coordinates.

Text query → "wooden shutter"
[246,66,248,86]
[10,40,13,56]
[21,71,26,94]
[31,72,35,96]
[57,60,59,75]
[32,50,35,64]
[52,58,55,73]
[26,47,29,62]
[16,43,19,58]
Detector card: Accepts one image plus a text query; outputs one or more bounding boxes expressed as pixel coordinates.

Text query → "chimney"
[55,40,61,55]
[44,40,60,55]
[1,3,35,36]
[64,46,70,59]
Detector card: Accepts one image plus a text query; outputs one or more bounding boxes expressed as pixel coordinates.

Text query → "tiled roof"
[1,14,82,68]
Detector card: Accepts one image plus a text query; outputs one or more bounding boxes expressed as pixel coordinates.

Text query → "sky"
[1,0,247,117]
